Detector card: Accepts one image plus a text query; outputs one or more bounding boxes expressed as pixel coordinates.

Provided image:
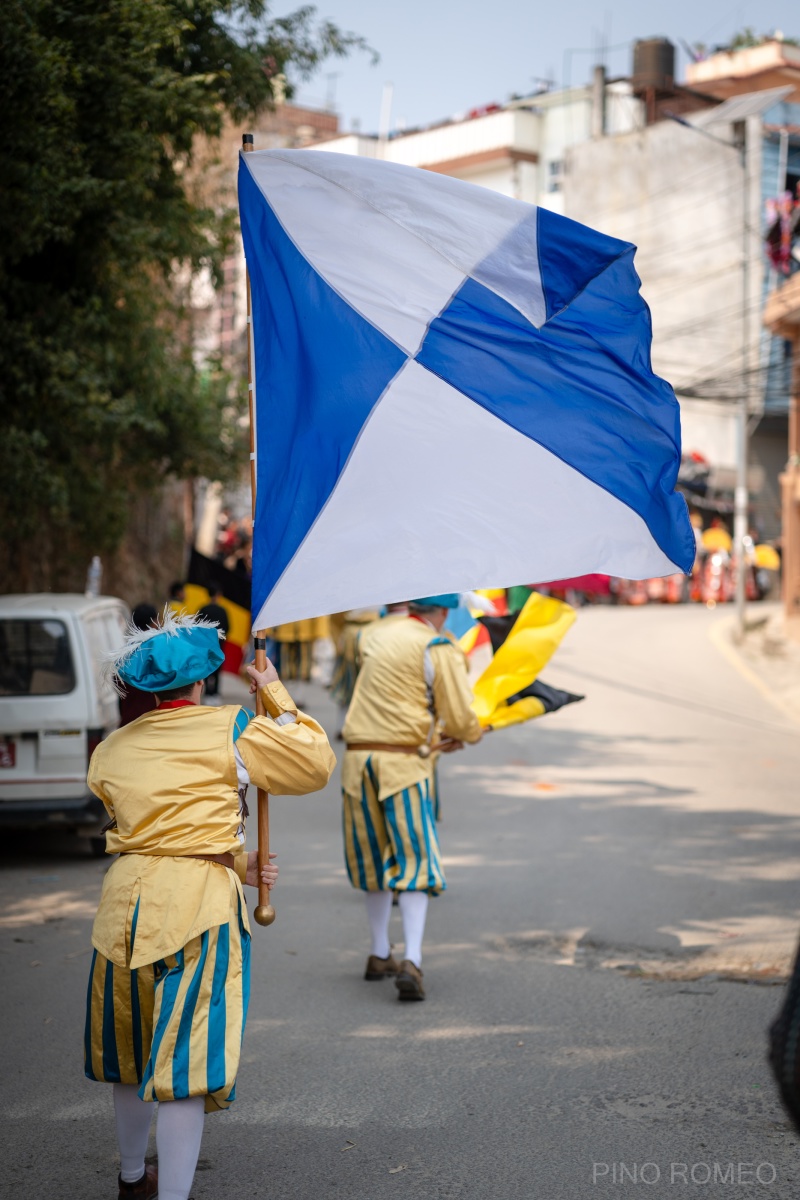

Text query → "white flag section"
[239,149,695,630]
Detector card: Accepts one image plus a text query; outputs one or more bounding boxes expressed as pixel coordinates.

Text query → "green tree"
[0,0,371,591]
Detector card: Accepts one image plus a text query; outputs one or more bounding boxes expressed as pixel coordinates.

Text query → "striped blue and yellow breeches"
[430,755,441,822]
[342,758,446,894]
[84,898,250,1113]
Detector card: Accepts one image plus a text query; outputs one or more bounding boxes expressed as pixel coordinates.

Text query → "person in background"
[117,604,158,726]
[341,594,482,1001]
[197,584,229,700]
[167,581,186,612]
[268,615,329,686]
[330,607,381,737]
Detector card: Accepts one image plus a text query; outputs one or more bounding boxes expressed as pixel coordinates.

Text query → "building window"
[547,159,564,193]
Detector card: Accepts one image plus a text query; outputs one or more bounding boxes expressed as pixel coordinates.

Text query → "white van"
[0,593,129,852]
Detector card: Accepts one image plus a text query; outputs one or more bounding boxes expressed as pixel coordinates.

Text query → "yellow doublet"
[342,615,481,801]
[89,682,335,968]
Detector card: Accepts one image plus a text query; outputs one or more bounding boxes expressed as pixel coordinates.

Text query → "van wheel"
[89,836,107,858]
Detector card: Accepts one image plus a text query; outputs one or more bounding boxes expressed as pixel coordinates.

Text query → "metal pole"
[242,131,275,927]
[378,81,393,155]
[733,127,749,639]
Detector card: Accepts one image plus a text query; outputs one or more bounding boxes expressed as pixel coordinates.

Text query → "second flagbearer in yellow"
[83,609,335,1200]
[342,594,482,1001]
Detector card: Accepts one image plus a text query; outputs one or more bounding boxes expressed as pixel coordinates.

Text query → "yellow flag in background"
[470,592,577,730]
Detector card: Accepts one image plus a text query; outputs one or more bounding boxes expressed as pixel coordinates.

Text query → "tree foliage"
[0,0,371,590]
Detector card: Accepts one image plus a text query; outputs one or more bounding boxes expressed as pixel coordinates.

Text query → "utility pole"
[378,82,393,155]
[733,119,751,641]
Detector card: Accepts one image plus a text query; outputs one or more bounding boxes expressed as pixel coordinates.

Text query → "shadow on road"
[446,722,800,980]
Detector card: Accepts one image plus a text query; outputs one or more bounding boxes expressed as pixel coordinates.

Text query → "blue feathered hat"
[106,608,225,693]
[410,593,460,609]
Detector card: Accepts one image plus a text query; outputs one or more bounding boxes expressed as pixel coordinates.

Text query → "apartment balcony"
[315,110,540,178]
[386,110,539,175]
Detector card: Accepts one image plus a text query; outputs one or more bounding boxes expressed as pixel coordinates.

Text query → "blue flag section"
[238,149,695,630]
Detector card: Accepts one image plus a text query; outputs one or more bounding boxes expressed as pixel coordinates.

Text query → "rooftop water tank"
[632,38,675,94]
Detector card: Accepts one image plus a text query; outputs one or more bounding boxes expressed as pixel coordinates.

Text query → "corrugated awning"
[691,86,793,127]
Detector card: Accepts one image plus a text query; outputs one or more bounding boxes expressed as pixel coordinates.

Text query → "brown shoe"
[395,959,425,1000]
[364,952,400,980]
[118,1164,157,1198]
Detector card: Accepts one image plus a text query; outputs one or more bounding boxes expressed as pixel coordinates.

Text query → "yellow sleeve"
[86,746,113,817]
[258,680,297,719]
[234,851,249,886]
[235,699,336,796]
[429,642,483,744]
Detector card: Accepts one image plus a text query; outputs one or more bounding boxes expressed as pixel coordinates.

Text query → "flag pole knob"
[242,132,254,151]
[254,902,276,926]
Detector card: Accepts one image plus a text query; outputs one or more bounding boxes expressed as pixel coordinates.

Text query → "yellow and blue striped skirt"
[342,758,446,894]
[84,896,250,1113]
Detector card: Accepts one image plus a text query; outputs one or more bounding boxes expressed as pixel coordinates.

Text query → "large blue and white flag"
[239,149,694,629]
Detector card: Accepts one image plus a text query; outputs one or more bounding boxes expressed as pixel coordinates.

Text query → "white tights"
[113,1084,204,1200]
[364,889,429,967]
[398,891,428,968]
[364,891,393,958]
[156,1095,205,1200]
[114,1083,153,1183]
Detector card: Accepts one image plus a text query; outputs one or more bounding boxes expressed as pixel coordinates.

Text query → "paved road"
[2,605,800,1198]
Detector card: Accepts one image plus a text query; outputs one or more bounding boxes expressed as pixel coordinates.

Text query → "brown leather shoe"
[395,959,425,1000]
[118,1164,157,1198]
[364,952,400,980]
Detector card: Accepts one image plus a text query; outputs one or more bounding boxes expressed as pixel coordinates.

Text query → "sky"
[277,0,799,134]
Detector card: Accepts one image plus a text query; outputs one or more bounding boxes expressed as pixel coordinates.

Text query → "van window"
[0,619,76,696]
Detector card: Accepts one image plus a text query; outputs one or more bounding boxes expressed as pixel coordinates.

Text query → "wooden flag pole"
[243,132,275,928]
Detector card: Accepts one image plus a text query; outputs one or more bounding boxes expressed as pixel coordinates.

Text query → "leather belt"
[346,741,432,759]
[121,852,236,870]
[184,852,236,870]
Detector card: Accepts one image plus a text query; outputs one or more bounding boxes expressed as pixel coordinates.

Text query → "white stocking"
[114,1083,154,1183]
[398,890,429,968]
[364,890,393,958]
[155,1096,205,1200]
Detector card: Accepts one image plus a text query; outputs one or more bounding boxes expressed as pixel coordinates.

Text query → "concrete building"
[565,80,800,539]
[314,78,645,211]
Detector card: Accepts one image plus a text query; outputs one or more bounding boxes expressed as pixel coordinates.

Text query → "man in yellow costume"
[267,614,329,682]
[342,594,482,1001]
[330,607,381,736]
[83,611,335,1200]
